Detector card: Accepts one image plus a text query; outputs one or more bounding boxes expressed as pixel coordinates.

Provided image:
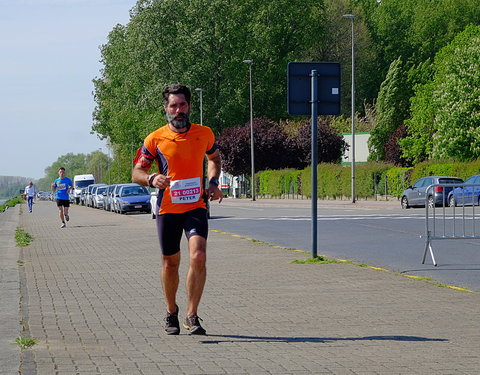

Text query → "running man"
[52,167,73,228]
[24,182,35,212]
[132,84,223,335]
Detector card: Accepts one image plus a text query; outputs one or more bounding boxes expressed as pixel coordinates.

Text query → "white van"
[72,174,95,204]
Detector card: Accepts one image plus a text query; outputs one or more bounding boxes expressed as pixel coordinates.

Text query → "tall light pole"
[243,59,255,201]
[343,13,356,203]
[195,88,203,126]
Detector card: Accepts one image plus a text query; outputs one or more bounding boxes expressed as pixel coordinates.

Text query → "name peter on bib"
[170,177,201,203]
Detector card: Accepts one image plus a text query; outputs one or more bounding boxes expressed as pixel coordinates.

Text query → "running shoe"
[60,222,66,228]
[183,315,206,335]
[65,214,69,222]
[164,305,180,335]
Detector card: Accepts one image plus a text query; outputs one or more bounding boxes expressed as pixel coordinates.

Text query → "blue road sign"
[287,62,341,116]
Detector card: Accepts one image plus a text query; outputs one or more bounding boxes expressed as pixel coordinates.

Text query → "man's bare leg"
[161,252,181,313]
[58,207,65,223]
[186,235,207,317]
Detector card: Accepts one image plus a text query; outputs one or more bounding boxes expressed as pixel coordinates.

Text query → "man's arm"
[206,149,223,202]
[132,162,171,189]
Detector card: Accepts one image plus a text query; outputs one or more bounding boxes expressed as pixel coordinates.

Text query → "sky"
[0,0,137,180]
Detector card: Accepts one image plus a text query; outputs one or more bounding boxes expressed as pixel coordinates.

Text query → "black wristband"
[148,174,158,188]
[209,177,219,187]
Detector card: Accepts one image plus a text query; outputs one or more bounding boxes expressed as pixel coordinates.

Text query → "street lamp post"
[243,59,255,201]
[343,14,356,203]
[195,88,203,126]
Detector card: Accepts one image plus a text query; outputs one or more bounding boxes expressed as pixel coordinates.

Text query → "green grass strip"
[291,255,339,264]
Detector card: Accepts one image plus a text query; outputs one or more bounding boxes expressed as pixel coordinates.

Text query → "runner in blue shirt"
[52,167,73,228]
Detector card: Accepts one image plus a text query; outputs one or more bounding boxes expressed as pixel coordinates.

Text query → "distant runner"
[24,181,35,213]
[132,84,223,335]
[52,167,73,228]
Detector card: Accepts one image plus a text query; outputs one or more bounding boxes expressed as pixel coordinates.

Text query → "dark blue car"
[448,175,480,207]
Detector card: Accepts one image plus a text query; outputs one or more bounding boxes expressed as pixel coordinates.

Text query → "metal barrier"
[423,183,480,266]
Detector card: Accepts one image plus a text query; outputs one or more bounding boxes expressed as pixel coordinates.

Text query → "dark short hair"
[58,167,65,172]
[162,84,191,105]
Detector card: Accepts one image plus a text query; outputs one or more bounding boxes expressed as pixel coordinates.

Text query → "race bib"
[170,177,201,203]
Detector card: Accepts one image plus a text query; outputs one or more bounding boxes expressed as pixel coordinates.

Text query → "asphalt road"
[206,199,480,292]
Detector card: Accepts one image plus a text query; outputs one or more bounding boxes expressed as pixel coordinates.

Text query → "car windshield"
[121,186,149,196]
[76,180,94,188]
[97,187,107,194]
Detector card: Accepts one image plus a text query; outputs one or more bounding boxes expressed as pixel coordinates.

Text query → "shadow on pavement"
[199,334,448,344]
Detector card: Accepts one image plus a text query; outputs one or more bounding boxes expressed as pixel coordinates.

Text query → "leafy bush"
[385,168,413,197]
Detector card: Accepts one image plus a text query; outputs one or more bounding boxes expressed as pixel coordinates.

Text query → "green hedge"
[255,158,480,199]
[258,169,302,197]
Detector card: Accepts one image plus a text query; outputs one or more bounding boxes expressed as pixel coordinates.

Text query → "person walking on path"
[24,181,35,212]
[132,84,223,336]
[52,167,73,228]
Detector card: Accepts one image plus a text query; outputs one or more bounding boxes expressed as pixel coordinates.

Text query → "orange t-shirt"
[141,123,217,214]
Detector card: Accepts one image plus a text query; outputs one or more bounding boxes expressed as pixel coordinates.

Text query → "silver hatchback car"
[401,176,463,209]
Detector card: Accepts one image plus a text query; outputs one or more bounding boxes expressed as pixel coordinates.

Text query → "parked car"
[92,185,108,209]
[401,176,463,209]
[113,183,151,214]
[79,187,88,206]
[111,184,128,213]
[103,184,117,211]
[85,183,107,207]
[448,174,480,207]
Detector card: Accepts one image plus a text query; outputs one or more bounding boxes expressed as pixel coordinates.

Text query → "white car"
[92,185,108,209]
[150,190,158,219]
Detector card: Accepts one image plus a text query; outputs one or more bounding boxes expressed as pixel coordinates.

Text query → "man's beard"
[166,111,190,129]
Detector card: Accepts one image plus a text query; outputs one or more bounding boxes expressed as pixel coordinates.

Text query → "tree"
[384,124,410,167]
[218,117,346,176]
[35,152,112,191]
[368,57,409,160]
[401,25,480,162]
[431,25,480,161]
[218,118,294,176]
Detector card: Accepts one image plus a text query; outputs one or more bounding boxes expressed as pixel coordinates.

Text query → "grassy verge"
[0,196,24,213]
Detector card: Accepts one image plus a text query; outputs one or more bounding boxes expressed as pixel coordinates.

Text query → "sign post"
[287,62,340,258]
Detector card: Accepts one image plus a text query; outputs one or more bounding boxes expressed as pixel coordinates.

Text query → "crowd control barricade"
[423,183,480,266]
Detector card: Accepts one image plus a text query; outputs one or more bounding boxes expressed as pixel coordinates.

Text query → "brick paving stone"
[3,200,477,375]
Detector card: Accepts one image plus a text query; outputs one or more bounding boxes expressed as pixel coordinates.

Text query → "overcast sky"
[0,0,136,179]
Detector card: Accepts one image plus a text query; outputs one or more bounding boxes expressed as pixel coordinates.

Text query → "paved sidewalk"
[0,206,21,375]
[11,200,480,374]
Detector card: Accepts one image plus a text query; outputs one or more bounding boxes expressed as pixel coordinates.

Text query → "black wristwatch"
[209,177,219,187]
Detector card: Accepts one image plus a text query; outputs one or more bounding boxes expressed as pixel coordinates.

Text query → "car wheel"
[401,196,409,209]
[428,196,435,209]
[449,195,456,207]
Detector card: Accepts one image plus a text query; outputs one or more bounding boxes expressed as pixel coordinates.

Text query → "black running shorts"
[156,208,208,256]
[56,199,70,207]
